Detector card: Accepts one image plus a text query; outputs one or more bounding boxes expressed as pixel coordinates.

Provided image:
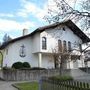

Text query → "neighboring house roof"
[0,20,90,50]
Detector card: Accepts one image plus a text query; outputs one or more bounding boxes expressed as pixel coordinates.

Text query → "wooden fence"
[1,69,60,81]
[39,77,90,90]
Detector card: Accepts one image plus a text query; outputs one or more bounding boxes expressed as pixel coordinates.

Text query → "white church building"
[0,20,90,69]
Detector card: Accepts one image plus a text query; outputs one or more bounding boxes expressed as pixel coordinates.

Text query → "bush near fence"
[49,75,73,81]
[39,76,90,90]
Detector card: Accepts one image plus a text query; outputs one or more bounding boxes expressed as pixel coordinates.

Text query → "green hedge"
[22,62,31,68]
[12,62,31,69]
[30,67,46,70]
[12,62,23,69]
[49,75,73,81]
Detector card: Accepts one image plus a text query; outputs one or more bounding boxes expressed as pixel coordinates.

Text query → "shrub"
[30,67,46,70]
[12,62,31,69]
[12,62,23,69]
[49,75,73,81]
[2,67,16,71]
[22,62,31,68]
[2,66,11,70]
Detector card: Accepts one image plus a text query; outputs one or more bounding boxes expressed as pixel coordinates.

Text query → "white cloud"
[17,10,28,18]
[0,13,14,18]
[18,0,48,20]
[6,0,83,21]
[0,18,35,32]
[18,0,79,21]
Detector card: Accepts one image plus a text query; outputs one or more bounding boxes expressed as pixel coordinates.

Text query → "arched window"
[42,37,47,50]
[79,44,82,53]
[68,41,71,52]
[58,40,62,52]
[63,40,67,52]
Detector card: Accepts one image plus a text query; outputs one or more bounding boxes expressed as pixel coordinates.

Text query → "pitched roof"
[0,20,90,50]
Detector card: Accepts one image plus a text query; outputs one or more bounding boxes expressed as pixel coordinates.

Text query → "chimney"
[23,28,28,36]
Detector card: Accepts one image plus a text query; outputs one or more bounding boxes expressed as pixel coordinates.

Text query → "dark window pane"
[42,37,47,50]
[68,41,72,52]
[63,40,67,52]
[62,27,65,31]
[79,44,82,52]
[58,40,62,52]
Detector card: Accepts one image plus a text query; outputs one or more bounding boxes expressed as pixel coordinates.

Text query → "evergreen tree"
[2,34,12,44]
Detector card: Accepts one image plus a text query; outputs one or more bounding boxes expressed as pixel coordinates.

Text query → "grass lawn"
[14,82,39,90]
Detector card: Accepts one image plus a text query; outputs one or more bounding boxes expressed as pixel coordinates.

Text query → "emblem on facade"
[19,44,26,57]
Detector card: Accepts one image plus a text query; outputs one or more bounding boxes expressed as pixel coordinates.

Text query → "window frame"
[58,39,62,52]
[42,37,47,50]
[68,41,72,52]
[63,40,67,52]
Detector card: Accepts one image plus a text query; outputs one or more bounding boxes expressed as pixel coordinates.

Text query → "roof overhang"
[0,20,90,50]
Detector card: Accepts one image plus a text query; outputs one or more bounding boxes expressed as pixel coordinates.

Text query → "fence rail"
[39,77,90,90]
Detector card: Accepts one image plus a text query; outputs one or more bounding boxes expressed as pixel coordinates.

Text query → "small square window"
[63,27,65,31]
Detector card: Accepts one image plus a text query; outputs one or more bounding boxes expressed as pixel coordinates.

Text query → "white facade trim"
[38,53,42,67]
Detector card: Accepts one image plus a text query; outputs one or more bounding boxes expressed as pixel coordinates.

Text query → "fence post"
[39,77,42,90]
[87,83,89,89]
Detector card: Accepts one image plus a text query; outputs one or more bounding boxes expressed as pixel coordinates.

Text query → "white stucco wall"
[40,25,82,53]
[42,54,54,69]
[3,37,39,67]
[32,33,40,53]
[40,25,83,69]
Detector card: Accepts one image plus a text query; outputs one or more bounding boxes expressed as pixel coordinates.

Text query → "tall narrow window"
[58,40,62,52]
[68,41,72,52]
[63,40,67,52]
[79,44,82,53]
[42,37,47,50]
[6,49,8,55]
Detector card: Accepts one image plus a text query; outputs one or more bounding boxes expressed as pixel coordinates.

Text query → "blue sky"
[0,0,85,42]
[0,0,49,42]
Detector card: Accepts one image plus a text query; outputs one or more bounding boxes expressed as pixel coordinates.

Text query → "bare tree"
[81,0,90,12]
[44,0,90,60]
[51,41,80,74]
[44,0,90,31]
